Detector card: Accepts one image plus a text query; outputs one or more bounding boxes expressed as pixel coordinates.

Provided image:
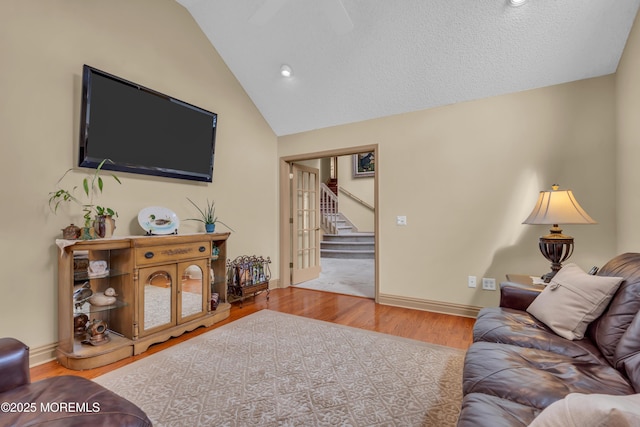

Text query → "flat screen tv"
[79,65,217,182]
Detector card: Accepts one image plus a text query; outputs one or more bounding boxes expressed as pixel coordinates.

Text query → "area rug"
[94,310,465,426]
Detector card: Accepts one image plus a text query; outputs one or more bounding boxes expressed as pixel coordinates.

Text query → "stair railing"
[320,183,339,234]
[338,186,374,211]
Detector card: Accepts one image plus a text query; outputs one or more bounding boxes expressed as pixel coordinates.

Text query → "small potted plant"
[186,198,234,233]
[94,205,118,238]
[49,159,121,239]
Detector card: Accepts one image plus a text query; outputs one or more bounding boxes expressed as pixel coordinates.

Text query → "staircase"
[321,231,375,259]
[322,211,357,234]
[319,183,374,259]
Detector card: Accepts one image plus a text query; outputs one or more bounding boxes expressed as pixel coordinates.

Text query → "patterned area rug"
[95,310,465,426]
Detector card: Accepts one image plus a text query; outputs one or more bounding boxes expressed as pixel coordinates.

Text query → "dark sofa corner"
[457,253,640,427]
[0,337,152,427]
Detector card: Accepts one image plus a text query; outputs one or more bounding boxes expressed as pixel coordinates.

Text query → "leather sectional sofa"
[457,253,640,426]
[0,337,151,426]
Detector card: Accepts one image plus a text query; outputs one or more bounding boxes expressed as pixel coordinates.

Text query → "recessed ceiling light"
[280,64,293,78]
[509,0,527,6]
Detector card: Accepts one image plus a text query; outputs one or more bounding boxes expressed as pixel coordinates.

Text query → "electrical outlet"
[468,276,477,288]
[482,278,496,290]
[396,216,407,226]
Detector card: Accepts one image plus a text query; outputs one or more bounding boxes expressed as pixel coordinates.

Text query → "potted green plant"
[94,205,118,238]
[186,198,234,233]
[49,159,121,239]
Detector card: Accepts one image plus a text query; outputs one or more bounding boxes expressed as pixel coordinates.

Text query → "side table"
[505,274,547,289]
[504,273,546,293]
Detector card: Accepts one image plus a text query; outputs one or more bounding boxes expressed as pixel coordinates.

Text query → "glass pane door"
[291,163,321,284]
[139,265,177,335]
[178,259,207,322]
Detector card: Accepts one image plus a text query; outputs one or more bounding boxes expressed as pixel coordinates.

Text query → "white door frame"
[278,144,379,302]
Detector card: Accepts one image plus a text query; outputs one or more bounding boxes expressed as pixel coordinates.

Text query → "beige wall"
[0,0,278,350]
[337,155,375,232]
[617,11,640,252]
[279,77,618,309]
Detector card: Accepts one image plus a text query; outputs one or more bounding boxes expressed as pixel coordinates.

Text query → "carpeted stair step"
[321,233,374,259]
[321,241,374,251]
[321,212,358,234]
[323,233,374,242]
[321,249,375,259]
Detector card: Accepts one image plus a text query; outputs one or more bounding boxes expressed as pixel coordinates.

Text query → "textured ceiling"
[176,0,640,136]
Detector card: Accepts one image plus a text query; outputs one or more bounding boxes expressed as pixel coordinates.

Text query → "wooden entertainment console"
[56,233,230,370]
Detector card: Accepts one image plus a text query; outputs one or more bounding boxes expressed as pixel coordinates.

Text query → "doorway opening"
[279,145,378,301]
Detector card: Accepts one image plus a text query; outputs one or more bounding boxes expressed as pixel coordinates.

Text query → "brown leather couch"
[0,337,151,426]
[457,253,640,426]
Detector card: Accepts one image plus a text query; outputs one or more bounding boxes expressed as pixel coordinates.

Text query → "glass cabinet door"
[178,259,207,322]
[138,265,177,336]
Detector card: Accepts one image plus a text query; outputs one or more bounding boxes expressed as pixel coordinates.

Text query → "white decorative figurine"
[88,260,109,278]
[88,287,118,306]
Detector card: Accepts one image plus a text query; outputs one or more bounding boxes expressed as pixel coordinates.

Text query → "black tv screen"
[79,65,217,182]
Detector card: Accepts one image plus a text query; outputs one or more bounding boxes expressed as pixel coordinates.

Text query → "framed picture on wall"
[353,152,375,178]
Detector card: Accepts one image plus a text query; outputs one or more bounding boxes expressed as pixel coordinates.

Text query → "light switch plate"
[468,276,477,288]
[482,278,496,290]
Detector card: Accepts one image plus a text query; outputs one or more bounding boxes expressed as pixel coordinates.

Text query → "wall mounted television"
[79,65,217,182]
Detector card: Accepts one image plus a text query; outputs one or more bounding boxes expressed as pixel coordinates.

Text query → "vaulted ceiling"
[176,0,640,136]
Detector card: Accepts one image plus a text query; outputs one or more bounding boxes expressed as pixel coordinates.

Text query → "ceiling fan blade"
[323,0,354,34]
[249,0,289,25]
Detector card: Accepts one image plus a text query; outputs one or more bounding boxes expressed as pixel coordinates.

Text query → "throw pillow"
[526,263,623,340]
[528,393,640,427]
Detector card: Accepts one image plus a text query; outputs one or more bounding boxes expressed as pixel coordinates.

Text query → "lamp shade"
[523,185,597,225]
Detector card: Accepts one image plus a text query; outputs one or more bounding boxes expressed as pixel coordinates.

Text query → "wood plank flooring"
[31,288,476,382]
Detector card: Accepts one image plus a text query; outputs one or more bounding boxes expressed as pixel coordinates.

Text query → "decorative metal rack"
[226,255,271,306]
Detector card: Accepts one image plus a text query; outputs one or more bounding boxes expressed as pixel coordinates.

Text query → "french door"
[291,163,321,284]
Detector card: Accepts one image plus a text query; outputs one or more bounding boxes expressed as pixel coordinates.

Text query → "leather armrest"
[499,282,544,311]
[0,338,30,393]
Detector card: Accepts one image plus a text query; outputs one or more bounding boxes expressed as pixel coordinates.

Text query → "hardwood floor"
[30,287,475,382]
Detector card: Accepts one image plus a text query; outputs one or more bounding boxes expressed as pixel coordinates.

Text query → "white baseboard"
[378,293,481,318]
[28,342,57,368]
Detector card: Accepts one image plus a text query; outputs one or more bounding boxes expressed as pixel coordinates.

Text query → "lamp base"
[538,236,574,283]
